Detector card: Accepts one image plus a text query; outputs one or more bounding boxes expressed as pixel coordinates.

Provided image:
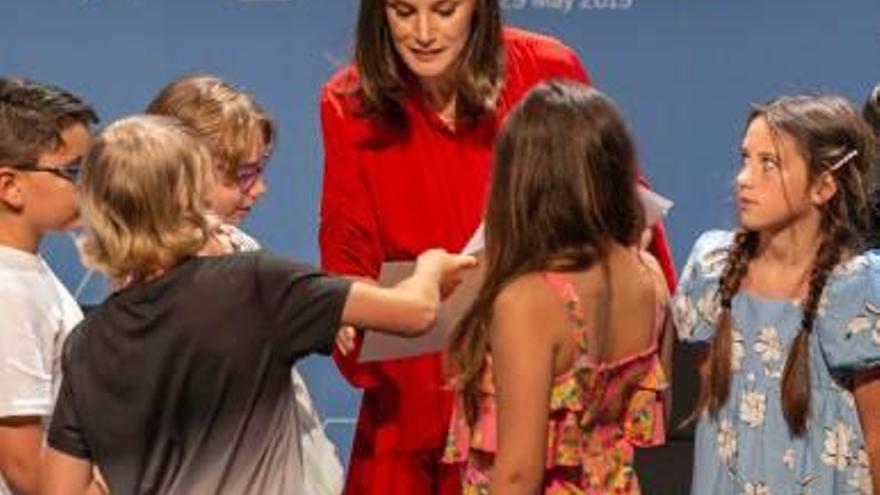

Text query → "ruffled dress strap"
[540,269,669,477]
[541,272,589,347]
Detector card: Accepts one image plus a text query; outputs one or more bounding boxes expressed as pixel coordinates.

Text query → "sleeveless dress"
[444,270,669,494]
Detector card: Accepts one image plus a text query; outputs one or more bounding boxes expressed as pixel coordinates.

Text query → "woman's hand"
[335,326,357,356]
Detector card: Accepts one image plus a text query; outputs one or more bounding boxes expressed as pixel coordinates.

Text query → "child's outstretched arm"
[854,368,880,493]
[341,249,476,336]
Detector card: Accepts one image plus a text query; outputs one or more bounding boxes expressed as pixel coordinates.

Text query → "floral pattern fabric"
[444,271,669,494]
[674,231,880,495]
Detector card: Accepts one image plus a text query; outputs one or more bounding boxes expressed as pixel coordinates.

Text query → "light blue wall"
[3,0,878,464]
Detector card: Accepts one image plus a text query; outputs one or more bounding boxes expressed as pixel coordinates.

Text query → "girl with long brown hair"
[445,81,673,494]
[674,95,880,494]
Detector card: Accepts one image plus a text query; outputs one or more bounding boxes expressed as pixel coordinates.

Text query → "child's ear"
[810,171,839,207]
[0,168,25,211]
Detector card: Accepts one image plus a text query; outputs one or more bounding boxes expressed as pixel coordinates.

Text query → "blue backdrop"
[2,0,879,465]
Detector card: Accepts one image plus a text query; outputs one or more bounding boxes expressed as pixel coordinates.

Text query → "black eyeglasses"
[14,158,82,183]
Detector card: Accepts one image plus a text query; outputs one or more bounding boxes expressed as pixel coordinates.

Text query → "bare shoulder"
[493,272,558,314]
[492,273,569,341]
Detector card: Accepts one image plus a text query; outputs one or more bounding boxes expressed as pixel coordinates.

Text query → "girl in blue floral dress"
[674,95,880,494]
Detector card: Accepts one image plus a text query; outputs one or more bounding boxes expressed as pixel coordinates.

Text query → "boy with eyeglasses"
[0,77,99,495]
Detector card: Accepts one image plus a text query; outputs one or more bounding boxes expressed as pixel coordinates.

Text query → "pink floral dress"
[444,272,669,494]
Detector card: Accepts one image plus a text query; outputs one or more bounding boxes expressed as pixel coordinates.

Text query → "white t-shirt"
[0,245,83,494]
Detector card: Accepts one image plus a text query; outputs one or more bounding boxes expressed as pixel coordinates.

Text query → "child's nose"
[736,164,752,189]
[249,177,267,199]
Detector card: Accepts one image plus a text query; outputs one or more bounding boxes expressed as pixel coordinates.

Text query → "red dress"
[319,27,676,495]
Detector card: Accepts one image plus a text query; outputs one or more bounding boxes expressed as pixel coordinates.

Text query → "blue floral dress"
[674,231,880,495]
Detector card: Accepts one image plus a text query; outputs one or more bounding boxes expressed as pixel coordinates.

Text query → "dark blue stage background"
[2,0,879,474]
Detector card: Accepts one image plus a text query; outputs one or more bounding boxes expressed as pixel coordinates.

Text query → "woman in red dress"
[318,1,676,493]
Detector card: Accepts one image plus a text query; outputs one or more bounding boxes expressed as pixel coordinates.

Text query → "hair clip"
[828,150,858,172]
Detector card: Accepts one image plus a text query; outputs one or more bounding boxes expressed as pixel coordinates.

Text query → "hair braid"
[701,229,758,417]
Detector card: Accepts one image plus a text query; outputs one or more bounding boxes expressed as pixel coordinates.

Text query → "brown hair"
[146,75,275,178]
[0,77,97,166]
[352,0,504,130]
[864,84,880,248]
[447,81,645,425]
[864,84,880,134]
[78,115,216,285]
[702,95,877,435]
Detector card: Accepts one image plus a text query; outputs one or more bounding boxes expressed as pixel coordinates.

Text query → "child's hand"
[415,249,478,299]
[88,466,110,495]
[336,326,357,356]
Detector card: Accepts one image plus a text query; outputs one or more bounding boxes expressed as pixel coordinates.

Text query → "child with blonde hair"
[146,74,345,494]
[146,75,272,229]
[43,115,474,495]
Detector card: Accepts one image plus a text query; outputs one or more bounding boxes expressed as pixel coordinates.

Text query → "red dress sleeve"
[638,177,677,292]
[542,36,591,85]
[318,85,386,389]
[648,218,676,291]
[508,28,592,86]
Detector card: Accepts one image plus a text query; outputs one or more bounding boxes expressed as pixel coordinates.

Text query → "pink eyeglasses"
[232,151,271,192]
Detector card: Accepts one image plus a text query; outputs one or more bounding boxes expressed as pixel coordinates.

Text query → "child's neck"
[745,217,823,299]
[756,216,822,266]
[0,218,41,254]
[115,234,233,291]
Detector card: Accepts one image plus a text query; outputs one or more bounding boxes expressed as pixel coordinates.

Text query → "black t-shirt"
[48,253,351,495]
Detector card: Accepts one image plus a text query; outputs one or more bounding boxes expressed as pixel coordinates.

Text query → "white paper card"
[359,227,485,363]
[639,186,674,227]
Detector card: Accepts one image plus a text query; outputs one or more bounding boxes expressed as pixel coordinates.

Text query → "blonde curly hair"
[77,115,217,284]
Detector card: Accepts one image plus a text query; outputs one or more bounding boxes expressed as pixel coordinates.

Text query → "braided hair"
[700,95,876,435]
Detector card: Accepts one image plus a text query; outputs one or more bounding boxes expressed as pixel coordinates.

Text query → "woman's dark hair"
[352,0,504,130]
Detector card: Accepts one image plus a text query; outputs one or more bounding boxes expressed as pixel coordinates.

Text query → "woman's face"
[385,0,477,84]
